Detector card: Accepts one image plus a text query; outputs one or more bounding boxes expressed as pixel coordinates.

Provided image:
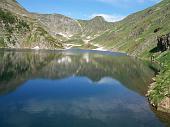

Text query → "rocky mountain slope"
[33,14,114,46]
[33,13,82,38]
[0,0,63,49]
[0,0,29,16]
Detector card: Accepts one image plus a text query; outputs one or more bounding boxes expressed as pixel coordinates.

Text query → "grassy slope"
[91,0,170,57]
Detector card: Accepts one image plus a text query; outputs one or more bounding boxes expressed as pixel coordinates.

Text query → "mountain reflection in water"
[0,49,169,127]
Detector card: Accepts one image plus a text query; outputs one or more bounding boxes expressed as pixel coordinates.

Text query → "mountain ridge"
[0,0,115,49]
[0,0,169,52]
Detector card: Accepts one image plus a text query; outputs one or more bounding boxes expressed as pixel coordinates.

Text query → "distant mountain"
[78,16,114,38]
[33,13,82,38]
[32,14,114,40]
[0,0,113,49]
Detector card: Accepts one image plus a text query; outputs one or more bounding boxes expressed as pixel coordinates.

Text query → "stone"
[157,33,170,51]
[158,97,170,113]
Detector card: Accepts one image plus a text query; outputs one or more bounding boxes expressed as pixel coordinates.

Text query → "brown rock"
[158,97,170,113]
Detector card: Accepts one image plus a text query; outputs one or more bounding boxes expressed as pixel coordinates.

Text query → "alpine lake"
[0,48,169,127]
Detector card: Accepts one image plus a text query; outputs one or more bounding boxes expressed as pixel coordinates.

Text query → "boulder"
[158,97,170,113]
[157,33,170,51]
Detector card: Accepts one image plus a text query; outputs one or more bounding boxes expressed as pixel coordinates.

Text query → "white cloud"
[90,13,126,22]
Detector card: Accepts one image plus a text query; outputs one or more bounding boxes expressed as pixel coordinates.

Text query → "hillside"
[0,0,29,16]
[0,0,63,49]
[0,0,114,49]
[90,0,170,57]
[0,0,169,52]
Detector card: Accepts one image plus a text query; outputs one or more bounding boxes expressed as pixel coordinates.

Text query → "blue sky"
[16,0,161,22]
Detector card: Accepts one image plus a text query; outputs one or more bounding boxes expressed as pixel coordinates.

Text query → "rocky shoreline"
[146,33,170,114]
[147,81,170,113]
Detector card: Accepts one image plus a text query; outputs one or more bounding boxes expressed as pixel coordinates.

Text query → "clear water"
[0,49,169,127]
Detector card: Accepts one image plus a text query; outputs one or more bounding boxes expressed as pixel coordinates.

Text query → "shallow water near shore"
[0,49,169,127]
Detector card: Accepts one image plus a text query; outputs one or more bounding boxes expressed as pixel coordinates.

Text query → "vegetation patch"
[148,51,170,109]
[0,37,6,47]
[0,9,16,24]
[16,20,30,31]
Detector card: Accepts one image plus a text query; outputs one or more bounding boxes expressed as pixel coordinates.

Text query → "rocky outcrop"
[147,81,170,113]
[158,97,170,113]
[157,33,170,51]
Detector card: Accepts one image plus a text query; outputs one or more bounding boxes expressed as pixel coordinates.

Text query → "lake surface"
[0,49,169,127]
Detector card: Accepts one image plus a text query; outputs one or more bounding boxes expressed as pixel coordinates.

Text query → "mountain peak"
[91,16,106,22]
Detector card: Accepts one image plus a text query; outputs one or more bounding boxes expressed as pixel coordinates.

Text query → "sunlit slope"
[91,0,170,57]
[0,0,63,49]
